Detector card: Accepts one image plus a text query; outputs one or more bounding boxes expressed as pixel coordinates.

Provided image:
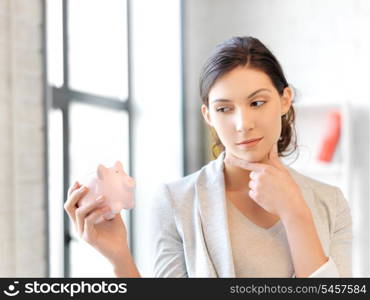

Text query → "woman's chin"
[233,150,267,163]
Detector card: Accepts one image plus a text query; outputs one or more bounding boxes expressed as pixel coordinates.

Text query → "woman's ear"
[281,86,293,115]
[201,104,213,127]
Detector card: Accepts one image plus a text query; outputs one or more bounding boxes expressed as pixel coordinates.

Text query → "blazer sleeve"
[308,187,353,277]
[149,183,188,277]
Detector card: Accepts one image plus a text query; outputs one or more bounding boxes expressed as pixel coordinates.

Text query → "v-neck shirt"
[226,199,295,277]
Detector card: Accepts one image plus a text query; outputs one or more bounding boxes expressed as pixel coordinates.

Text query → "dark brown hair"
[199,36,298,160]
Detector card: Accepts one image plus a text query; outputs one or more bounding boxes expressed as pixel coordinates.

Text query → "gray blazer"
[149,151,353,277]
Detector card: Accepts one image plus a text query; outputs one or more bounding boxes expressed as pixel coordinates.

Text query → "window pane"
[68,0,128,100]
[68,102,130,277]
[47,109,65,277]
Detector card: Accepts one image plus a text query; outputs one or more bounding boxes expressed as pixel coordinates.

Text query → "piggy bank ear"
[114,161,123,170]
[97,164,106,180]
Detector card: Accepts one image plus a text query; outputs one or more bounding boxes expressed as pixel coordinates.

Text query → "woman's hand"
[224,143,308,219]
[64,181,129,266]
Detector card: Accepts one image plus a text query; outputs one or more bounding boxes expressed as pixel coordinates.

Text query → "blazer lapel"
[196,151,236,277]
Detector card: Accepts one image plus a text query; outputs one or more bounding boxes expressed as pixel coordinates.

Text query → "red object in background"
[317,110,341,163]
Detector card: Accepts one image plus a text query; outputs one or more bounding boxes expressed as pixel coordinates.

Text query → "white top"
[227,199,295,277]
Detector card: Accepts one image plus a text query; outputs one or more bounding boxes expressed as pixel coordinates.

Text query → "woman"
[64,36,352,278]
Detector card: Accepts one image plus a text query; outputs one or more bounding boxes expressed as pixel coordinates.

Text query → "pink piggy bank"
[78,161,135,224]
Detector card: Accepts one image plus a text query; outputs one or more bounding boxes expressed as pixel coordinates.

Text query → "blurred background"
[0,0,369,277]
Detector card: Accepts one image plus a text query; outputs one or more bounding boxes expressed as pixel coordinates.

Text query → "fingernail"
[79,186,87,192]
[96,196,104,202]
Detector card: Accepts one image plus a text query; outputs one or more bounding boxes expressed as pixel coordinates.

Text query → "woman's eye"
[216,101,265,112]
[251,101,265,107]
[216,107,230,113]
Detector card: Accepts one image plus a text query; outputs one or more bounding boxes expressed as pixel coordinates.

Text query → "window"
[46,0,132,277]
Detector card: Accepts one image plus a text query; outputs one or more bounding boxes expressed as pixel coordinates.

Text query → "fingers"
[269,143,278,159]
[250,171,257,179]
[68,181,80,197]
[75,195,107,236]
[84,206,111,237]
[268,143,283,169]
[64,185,88,225]
[249,189,256,199]
[249,179,256,190]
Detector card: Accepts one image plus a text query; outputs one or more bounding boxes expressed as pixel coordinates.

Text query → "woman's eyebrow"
[211,88,271,104]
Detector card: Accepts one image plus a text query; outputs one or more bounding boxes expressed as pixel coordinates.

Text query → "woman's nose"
[235,110,254,132]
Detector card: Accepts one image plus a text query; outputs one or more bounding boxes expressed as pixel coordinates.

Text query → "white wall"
[0,0,46,276]
[186,0,370,106]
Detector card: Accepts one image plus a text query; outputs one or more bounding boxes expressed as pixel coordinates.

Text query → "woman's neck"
[223,151,268,192]
[224,163,251,192]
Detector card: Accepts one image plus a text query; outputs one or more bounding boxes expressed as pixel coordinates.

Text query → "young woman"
[64,36,352,278]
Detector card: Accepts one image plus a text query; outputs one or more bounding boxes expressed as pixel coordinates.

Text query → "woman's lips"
[236,137,263,148]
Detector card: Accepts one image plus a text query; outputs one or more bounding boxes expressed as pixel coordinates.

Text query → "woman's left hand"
[224,143,308,219]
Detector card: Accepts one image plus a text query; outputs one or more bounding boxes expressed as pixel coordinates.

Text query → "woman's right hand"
[64,181,130,266]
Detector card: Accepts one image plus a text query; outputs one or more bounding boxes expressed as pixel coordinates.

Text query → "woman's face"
[201,66,293,163]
